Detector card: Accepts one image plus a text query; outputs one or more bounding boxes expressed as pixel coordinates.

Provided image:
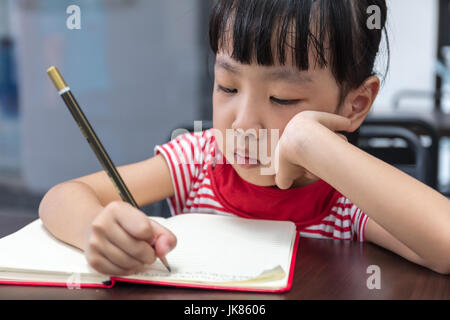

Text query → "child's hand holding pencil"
[84,201,177,276]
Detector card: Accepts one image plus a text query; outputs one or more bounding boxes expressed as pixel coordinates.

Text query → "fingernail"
[163,244,172,255]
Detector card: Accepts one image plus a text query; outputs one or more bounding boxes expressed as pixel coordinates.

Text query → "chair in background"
[357,125,432,186]
[364,115,439,189]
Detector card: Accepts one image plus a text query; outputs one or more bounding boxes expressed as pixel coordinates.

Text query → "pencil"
[46,66,171,273]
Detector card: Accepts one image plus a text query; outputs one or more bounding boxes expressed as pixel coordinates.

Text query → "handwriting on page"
[134,265,286,283]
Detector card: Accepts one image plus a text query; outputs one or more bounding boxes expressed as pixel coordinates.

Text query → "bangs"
[209,0,330,72]
[209,0,389,92]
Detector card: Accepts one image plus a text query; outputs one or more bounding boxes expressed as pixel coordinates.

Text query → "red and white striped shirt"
[155,129,370,242]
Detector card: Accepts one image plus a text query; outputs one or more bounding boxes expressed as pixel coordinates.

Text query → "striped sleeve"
[301,196,370,242]
[154,130,212,216]
[337,197,370,242]
[349,201,370,242]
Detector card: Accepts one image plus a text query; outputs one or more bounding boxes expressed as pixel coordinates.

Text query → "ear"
[339,76,380,132]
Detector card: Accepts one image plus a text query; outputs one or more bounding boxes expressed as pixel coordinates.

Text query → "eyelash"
[216,85,301,106]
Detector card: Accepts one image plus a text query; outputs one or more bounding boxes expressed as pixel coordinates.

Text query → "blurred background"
[0,0,449,219]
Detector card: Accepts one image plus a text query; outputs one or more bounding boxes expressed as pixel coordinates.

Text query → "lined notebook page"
[123,214,297,287]
[0,219,109,284]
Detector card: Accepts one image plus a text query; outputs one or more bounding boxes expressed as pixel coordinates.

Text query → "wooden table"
[0,214,449,300]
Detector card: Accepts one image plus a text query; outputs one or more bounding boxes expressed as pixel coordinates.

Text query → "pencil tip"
[159,256,171,272]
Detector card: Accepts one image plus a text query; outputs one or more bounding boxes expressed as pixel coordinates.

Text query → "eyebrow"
[215,57,313,85]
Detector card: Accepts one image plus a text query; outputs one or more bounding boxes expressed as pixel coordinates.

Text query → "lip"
[234,152,260,168]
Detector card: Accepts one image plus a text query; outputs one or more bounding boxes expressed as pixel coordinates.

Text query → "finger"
[88,251,133,276]
[274,143,304,190]
[110,202,176,261]
[98,237,146,272]
[301,111,352,132]
[318,114,351,132]
[105,220,156,265]
[336,133,348,142]
[275,162,301,189]
[112,202,155,242]
[103,223,155,266]
[148,219,178,258]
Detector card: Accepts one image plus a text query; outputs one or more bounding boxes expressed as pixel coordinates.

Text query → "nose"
[231,95,264,137]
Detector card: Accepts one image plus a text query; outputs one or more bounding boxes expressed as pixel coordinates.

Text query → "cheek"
[212,94,234,157]
[212,92,235,130]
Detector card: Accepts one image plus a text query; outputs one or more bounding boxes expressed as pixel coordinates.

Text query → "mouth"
[233,152,260,168]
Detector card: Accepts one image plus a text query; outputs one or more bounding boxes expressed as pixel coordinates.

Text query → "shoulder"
[154,129,216,164]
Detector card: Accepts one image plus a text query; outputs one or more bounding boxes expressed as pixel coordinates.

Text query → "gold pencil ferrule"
[47,66,68,92]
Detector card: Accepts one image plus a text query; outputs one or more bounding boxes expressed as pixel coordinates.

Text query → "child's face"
[212,49,348,187]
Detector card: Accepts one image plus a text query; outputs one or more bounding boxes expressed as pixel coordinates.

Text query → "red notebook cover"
[0,233,299,293]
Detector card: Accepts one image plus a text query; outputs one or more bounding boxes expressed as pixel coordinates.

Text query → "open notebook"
[0,213,299,293]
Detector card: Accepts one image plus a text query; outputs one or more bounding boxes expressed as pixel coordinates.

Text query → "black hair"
[209,0,390,145]
[209,0,390,106]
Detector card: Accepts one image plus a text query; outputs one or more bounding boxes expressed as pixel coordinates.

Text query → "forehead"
[215,53,315,85]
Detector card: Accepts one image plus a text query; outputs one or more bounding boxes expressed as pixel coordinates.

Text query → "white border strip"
[58,87,70,95]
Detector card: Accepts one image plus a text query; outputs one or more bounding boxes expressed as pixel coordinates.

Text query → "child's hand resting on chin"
[274,111,352,190]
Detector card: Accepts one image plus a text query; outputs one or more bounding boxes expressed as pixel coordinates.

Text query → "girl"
[39,0,450,276]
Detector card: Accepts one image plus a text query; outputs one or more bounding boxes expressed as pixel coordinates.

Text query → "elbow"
[38,186,54,223]
[439,232,450,275]
[436,257,450,276]
[443,265,450,276]
[38,183,65,224]
[38,181,86,224]
[428,238,450,275]
[430,263,450,276]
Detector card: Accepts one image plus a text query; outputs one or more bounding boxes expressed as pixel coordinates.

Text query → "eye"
[270,97,301,106]
[217,85,237,94]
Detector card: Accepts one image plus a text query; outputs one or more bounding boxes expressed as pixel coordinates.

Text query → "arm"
[39,154,174,250]
[297,119,450,274]
[364,219,429,269]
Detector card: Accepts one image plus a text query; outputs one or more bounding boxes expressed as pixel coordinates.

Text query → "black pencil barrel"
[60,90,139,208]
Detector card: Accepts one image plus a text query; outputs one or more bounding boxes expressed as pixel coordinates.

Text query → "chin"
[231,164,276,187]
